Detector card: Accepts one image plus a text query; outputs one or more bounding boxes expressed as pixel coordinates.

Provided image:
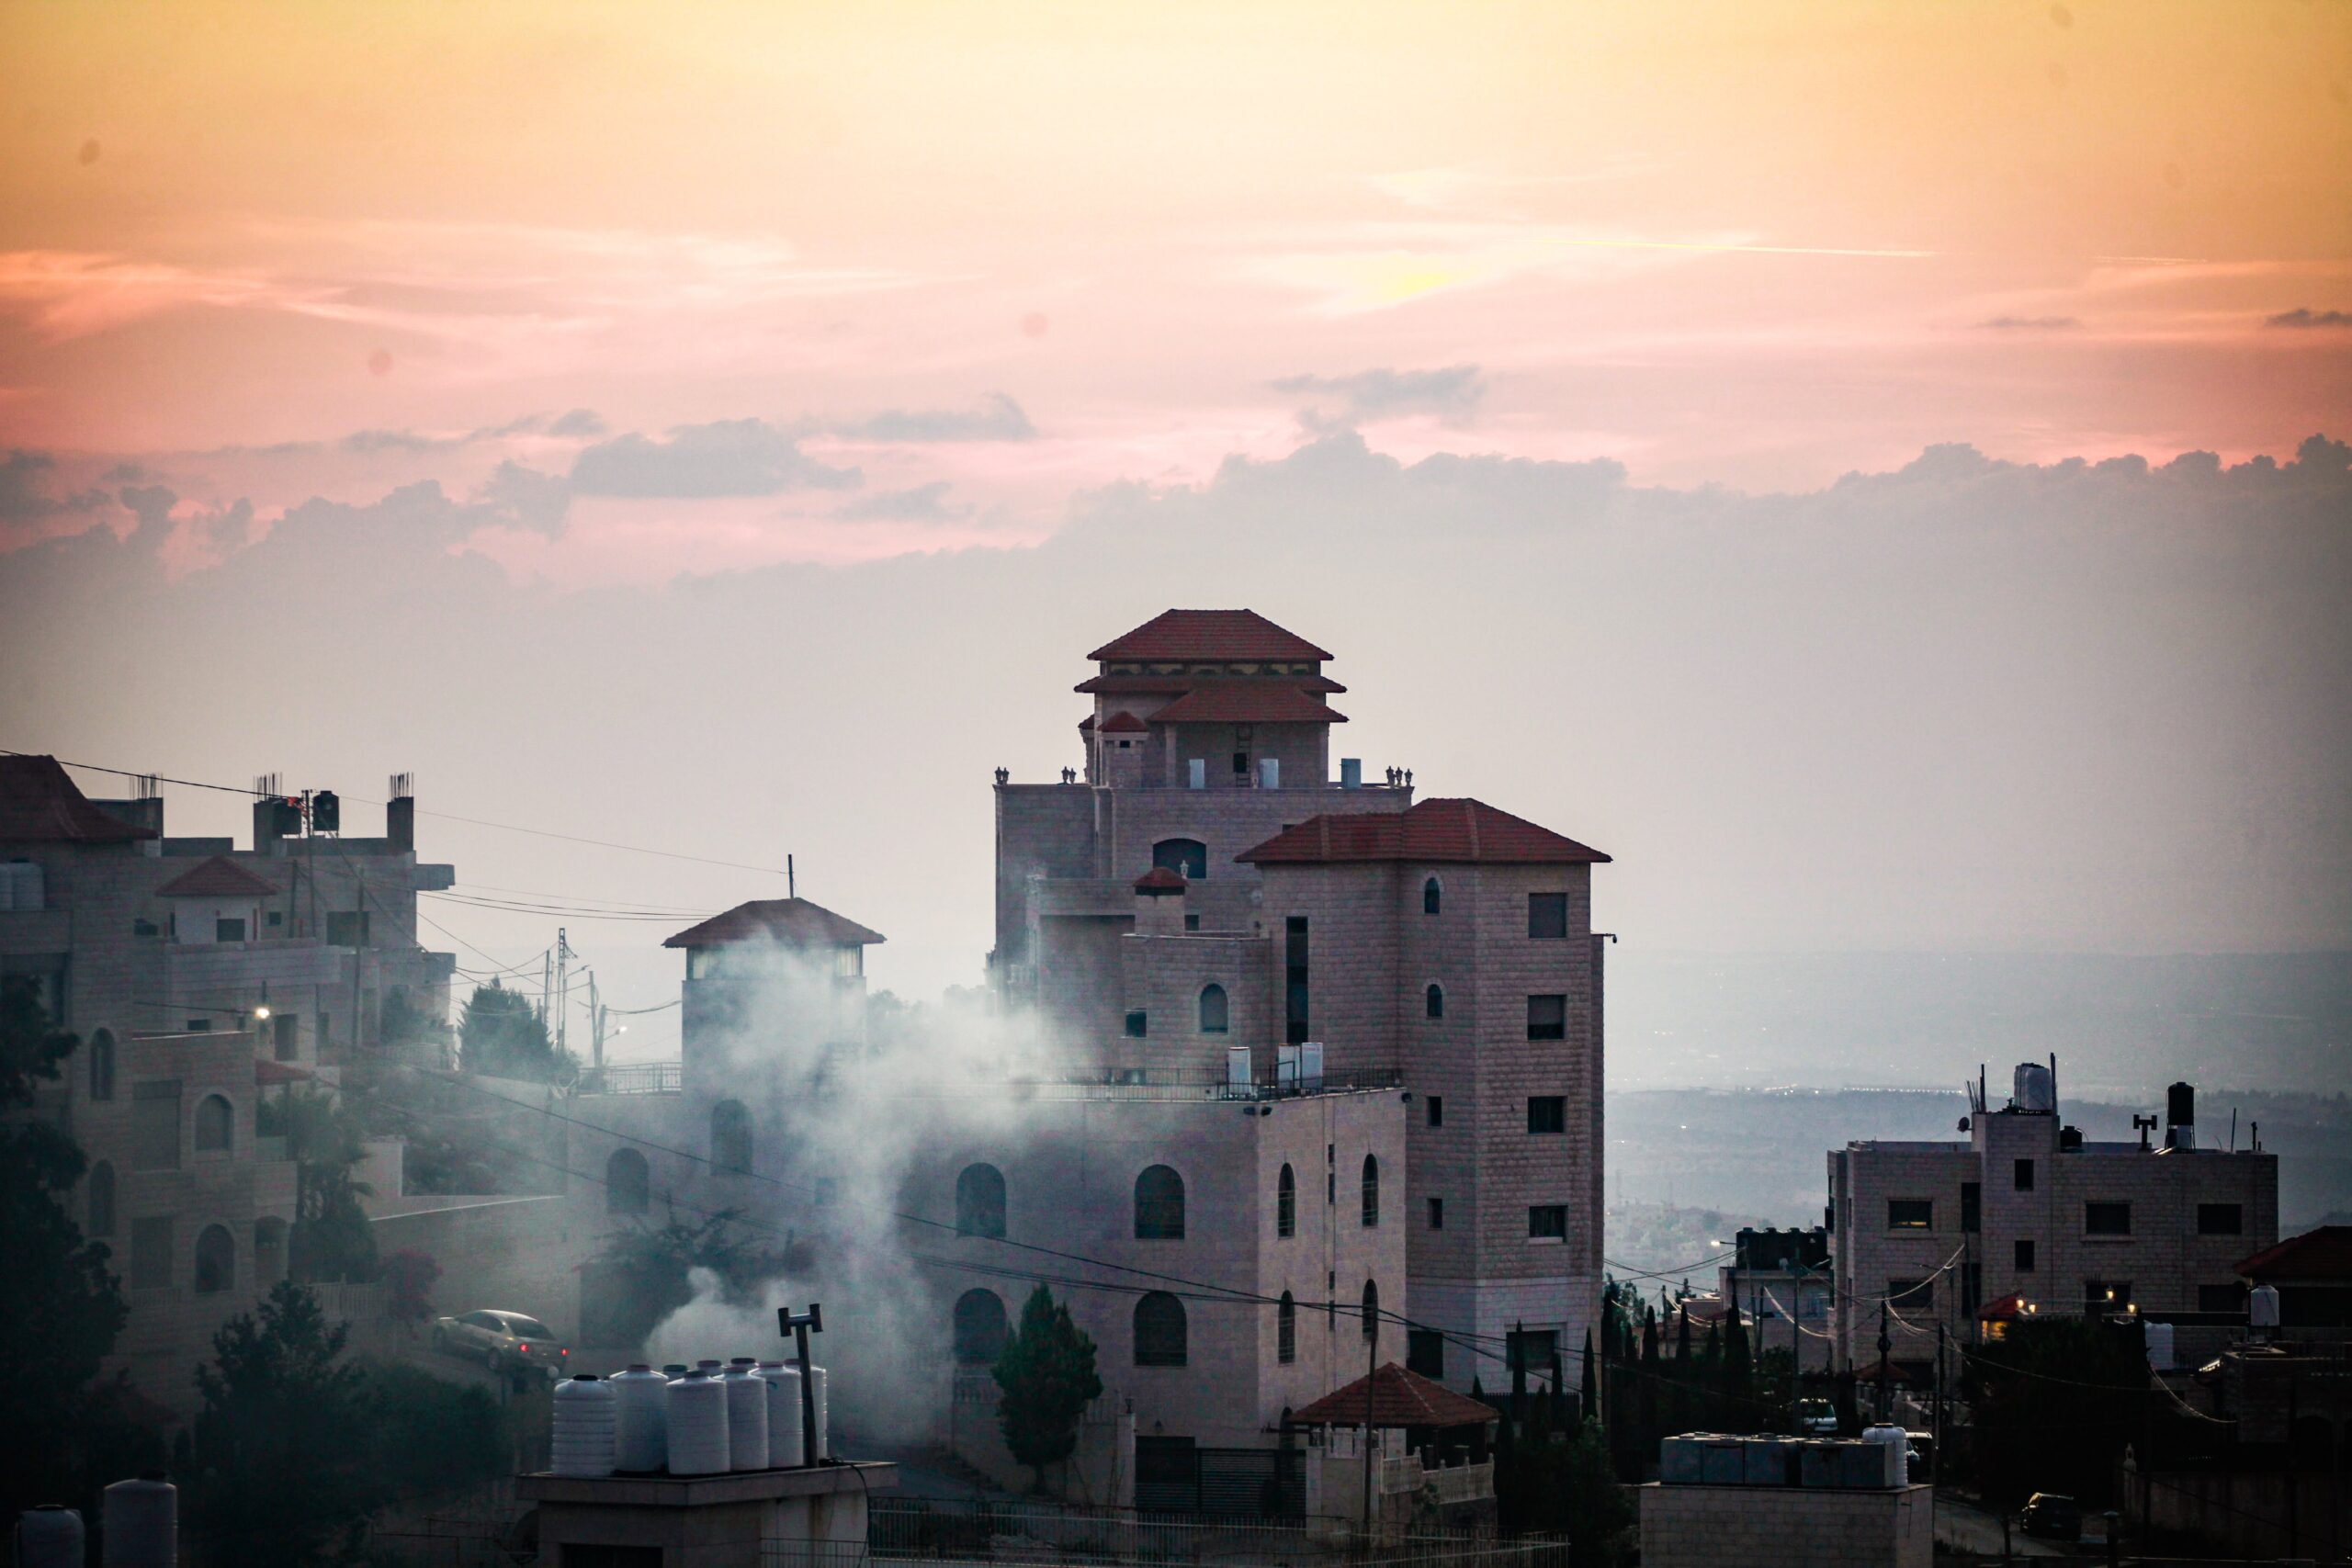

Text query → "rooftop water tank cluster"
[548,1359,829,1478]
[1658,1429,1908,1489]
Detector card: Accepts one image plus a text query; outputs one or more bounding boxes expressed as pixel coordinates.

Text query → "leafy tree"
[458,983,570,1082]
[379,987,452,1066]
[277,1088,379,1282]
[992,1285,1103,1491]
[367,1359,510,1498]
[0,976,139,1529]
[1495,1421,1634,1562]
[585,1207,797,1348]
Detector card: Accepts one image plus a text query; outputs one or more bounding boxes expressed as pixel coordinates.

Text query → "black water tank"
[310,790,340,833]
[2166,1081,2195,1129]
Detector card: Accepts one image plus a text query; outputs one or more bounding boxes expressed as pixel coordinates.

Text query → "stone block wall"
[1639,1483,1933,1568]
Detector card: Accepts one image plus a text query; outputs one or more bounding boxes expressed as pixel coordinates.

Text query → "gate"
[1132,1439,1305,1517]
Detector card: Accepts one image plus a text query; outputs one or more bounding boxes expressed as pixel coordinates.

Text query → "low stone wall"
[1639,1483,1932,1568]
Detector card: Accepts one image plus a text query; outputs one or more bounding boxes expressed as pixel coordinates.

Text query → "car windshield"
[507,1316,556,1339]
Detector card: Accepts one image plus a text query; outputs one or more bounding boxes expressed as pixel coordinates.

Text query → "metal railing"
[849,1500,1559,1567]
[978,1066,1406,1103]
[577,1060,683,1096]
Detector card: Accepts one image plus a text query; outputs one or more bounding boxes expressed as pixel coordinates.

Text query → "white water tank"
[551,1375,616,1477]
[809,1365,830,1461]
[1859,1425,1907,1488]
[2250,1283,2281,1329]
[2012,1063,2054,1113]
[2144,1321,2176,1371]
[758,1361,807,1467]
[723,1359,770,1471]
[1340,759,1362,790]
[15,1506,84,1568]
[1227,1045,1252,1092]
[1257,757,1280,790]
[1299,1041,1324,1090]
[101,1475,175,1568]
[665,1368,730,1475]
[609,1364,668,1472]
[1277,1043,1301,1092]
[1187,758,1206,791]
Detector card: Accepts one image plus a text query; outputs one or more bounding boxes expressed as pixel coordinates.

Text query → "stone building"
[1828,1063,2277,1374]
[0,754,455,1414]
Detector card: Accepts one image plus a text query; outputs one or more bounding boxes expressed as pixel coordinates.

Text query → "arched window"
[606,1147,650,1213]
[1151,839,1208,881]
[88,1028,116,1101]
[711,1100,752,1174]
[956,1163,1007,1239]
[1135,1165,1185,1239]
[1135,1291,1188,1366]
[953,1289,1011,1366]
[1198,985,1228,1034]
[194,1093,233,1154]
[194,1224,235,1294]
[1425,984,1443,1020]
[1361,1279,1379,1343]
[87,1160,116,1237]
[1278,1292,1296,1364]
[1276,1164,1295,1238]
[1361,1154,1380,1227]
[1423,877,1442,915]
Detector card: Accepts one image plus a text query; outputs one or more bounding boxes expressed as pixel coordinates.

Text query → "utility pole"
[540,949,552,1029]
[553,928,571,1060]
[1933,1323,1945,1485]
[589,970,604,1071]
[1361,1314,1378,1536]
[1876,1301,1892,1424]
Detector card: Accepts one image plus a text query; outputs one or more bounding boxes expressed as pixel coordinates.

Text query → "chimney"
[387,773,415,852]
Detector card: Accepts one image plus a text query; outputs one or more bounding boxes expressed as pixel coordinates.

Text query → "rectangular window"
[186,1019,210,1032]
[326,909,369,947]
[2085,1201,2132,1237]
[129,1216,174,1289]
[1183,914,1200,931]
[2014,1239,2036,1272]
[1428,1197,1444,1231]
[1506,1329,1557,1377]
[1426,1095,1443,1128]
[1408,1328,1445,1379]
[1284,917,1310,1044]
[1887,1278,1933,1311]
[273,1012,299,1063]
[1887,1199,1933,1230]
[131,1079,182,1170]
[1528,893,1568,940]
[317,1012,332,1055]
[215,917,245,942]
[1527,995,1566,1041]
[1527,1096,1566,1134]
[2198,1283,2245,1313]
[1528,1204,1567,1240]
[1124,1010,1147,1039]
[1961,1182,1981,1234]
[2197,1202,2243,1236]
[2013,1157,2035,1191]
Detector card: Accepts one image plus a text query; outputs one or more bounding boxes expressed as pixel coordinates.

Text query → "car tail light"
[560,1348,569,1357]
[519,1343,530,1353]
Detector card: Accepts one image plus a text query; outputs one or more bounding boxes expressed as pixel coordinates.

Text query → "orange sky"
[2,0,2348,577]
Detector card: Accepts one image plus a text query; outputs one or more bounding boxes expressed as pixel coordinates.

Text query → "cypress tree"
[1724,1299,1755,1425]
[1579,1328,1597,1427]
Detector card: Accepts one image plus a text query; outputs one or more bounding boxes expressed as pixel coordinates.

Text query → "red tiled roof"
[1098,711,1149,734]
[1977,1293,2030,1321]
[1132,866,1188,895]
[1077,715,1095,731]
[1089,610,1332,664]
[255,1059,315,1085]
[1238,798,1611,866]
[156,854,280,898]
[1149,684,1348,726]
[1075,672,1347,695]
[662,898,887,949]
[0,754,155,844]
[2237,1225,2352,1282]
[1291,1363,1498,1430]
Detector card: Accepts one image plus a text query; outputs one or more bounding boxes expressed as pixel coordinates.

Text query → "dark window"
[2199,1283,2245,1313]
[2197,1202,2243,1236]
[88,1029,116,1100]
[956,1163,1007,1239]
[273,1012,298,1062]
[1888,1278,1934,1311]
[215,918,246,942]
[1961,1182,1981,1234]
[1529,1204,1567,1240]
[1527,995,1566,1041]
[605,1148,650,1213]
[953,1289,1009,1365]
[2085,1201,2132,1237]
[1507,1329,1557,1377]
[1125,1010,1148,1039]
[1184,914,1200,931]
[1232,751,1248,775]
[1361,1279,1379,1342]
[2085,1278,2132,1310]
[1278,1292,1296,1363]
[1152,839,1208,881]
[1527,1096,1566,1134]
[710,1100,752,1174]
[2014,1238,2035,1272]
[1198,985,1228,1034]
[1276,1164,1295,1238]
[1135,1291,1188,1365]
[325,909,369,948]
[2013,1157,2035,1191]
[1428,1197,1444,1231]
[1408,1328,1445,1379]
[1284,917,1310,1044]
[131,1079,181,1170]
[129,1216,173,1289]
[194,1093,233,1154]
[1887,1199,1933,1230]
[562,1546,664,1568]
[317,1011,332,1056]
[1423,878,1442,915]
[1136,1165,1185,1239]
[1426,1095,1443,1127]
[87,1160,116,1237]
[1528,893,1569,939]
[1361,1155,1379,1227]
[194,1224,234,1294]
[186,1019,210,1032]
[1425,983,1443,1020]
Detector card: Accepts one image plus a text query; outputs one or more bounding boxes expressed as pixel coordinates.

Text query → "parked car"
[430,1309,571,1377]
[1795,1398,1838,1435]
[2018,1493,2082,1542]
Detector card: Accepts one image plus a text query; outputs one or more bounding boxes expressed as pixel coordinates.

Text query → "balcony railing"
[978,1064,1404,1102]
[576,1061,683,1097]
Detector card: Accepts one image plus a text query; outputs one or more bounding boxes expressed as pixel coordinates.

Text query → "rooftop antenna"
[787,853,795,900]
[776,1303,824,1465]
[2132,1112,2156,1152]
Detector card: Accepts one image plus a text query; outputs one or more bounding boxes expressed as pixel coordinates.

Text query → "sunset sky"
[3,3,2347,1041]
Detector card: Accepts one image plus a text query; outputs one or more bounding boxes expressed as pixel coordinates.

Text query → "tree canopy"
[993,1285,1103,1487]
[458,983,571,1082]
